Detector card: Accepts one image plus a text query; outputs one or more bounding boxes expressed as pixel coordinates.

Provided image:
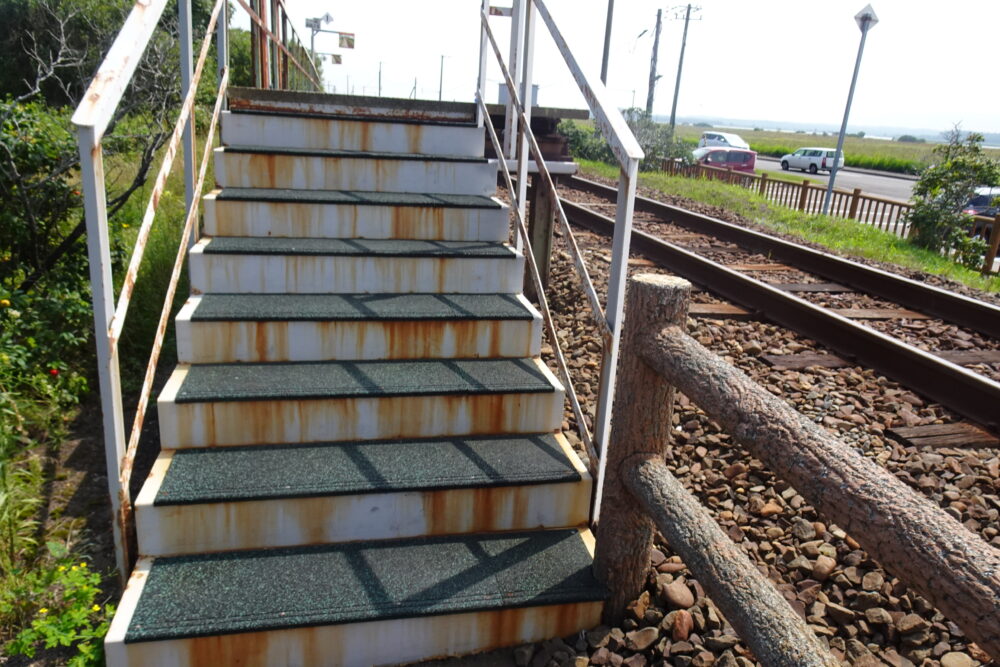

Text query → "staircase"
[104,90,603,666]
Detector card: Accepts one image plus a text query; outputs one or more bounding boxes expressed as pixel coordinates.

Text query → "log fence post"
[982,213,1000,275]
[848,187,862,219]
[758,171,768,196]
[593,275,839,666]
[798,179,810,211]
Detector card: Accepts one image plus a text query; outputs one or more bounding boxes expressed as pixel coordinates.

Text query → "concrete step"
[106,529,603,667]
[220,110,485,156]
[188,237,524,294]
[202,188,509,241]
[176,293,542,363]
[135,433,590,555]
[214,146,498,196]
[156,358,564,448]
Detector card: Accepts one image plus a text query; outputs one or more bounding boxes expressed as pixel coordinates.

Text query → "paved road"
[757,156,915,202]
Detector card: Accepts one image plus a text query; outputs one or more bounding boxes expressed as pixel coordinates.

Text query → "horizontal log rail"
[597,273,1000,659]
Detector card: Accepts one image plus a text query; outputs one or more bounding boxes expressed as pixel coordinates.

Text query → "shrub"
[907,129,1000,268]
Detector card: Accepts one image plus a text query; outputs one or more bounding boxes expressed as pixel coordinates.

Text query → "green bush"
[559,111,695,172]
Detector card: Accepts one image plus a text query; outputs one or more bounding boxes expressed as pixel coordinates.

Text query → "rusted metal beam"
[561,198,1000,433]
[233,0,322,91]
[477,95,598,475]
[640,322,1000,658]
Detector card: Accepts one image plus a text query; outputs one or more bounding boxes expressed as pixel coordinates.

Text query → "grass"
[577,159,1000,293]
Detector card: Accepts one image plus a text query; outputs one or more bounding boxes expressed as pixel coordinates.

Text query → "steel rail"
[480,9,611,342]
[107,0,225,349]
[567,176,1000,338]
[476,95,598,475]
[232,0,322,91]
[560,199,1000,433]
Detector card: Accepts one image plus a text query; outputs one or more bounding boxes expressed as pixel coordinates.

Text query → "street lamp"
[305,13,333,57]
[822,4,879,216]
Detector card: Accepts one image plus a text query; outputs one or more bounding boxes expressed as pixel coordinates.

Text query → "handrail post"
[475,0,489,128]
[77,127,129,582]
[503,0,524,158]
[514,1,535,229]
[179,0,196,246]
[983,213,1000,275]
[594,274,689,616]
[591,156,639,521]
[217,0,229,100]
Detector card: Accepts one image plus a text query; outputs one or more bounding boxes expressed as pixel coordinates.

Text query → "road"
[757,156,915,202]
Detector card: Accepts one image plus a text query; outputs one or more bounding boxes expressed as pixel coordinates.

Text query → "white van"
[698,131,750,150]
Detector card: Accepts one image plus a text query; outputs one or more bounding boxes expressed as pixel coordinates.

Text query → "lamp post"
[822,4,879,216]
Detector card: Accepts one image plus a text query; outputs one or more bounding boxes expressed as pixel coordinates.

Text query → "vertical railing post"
[758,171,768,195]
[592,157,639,521]
[848,187,862,220]
[593,274,690,618]
[525,174,556,300]
[217,0,229,101]
[178,0,196,244]
[983,214,1000,275]
[77,127,129,582]
[475,0,489,128]
[514,1,535,230]
[503,0,524,159]
[798,179,810,211]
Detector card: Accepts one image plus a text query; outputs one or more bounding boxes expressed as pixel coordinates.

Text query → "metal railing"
[72,0,317,580]
[478,0,643,521]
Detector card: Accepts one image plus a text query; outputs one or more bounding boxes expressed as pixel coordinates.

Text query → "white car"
[698,131,749,150]
[780,147,844,174]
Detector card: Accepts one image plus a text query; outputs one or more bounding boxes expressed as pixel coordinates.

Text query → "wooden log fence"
[594,275,839,667]
[595,273,1000,660]
[660,159,1000,273]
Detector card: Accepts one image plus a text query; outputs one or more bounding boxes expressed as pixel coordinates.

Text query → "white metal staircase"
[103,90,602,666]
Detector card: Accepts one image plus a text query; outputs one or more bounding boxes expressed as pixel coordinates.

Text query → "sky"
[254,0,1000,135]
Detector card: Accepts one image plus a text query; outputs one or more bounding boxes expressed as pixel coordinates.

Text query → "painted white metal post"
[514,2,535,245]
[178,0,197,246]
[217,0,229,99]
[503,0,524,159]
[592,157,639,521]
[77,127,128,580]
[476,0,489,128]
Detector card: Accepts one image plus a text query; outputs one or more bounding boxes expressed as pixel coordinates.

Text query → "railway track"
[557,176,1000,433]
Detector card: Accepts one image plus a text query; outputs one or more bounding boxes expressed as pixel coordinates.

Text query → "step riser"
[136,463,590,556]
[188,251,525,294]
[215,150,498,196]
[176,318,542,363]
[157,393,564,448]
[202,196,509,241]
[107,600,601,667]
[220,111,485,156]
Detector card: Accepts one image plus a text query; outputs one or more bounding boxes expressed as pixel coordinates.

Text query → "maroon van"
[692,147,757,173]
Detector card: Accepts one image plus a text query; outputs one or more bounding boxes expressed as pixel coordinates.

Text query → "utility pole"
[668,4,699,138]
[645,8,662,114]
[439,55,444,101]
[378,62,382,96]
[600,0,615,85]
[823,5,879,215]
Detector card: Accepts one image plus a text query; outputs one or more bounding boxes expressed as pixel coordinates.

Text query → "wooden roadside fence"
[594,274,1000,664]
[660,160,1000,274]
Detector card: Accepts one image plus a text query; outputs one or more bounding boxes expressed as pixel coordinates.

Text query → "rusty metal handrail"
[481,0,644,522]
[233,0,322,91]
[477,94,598,472]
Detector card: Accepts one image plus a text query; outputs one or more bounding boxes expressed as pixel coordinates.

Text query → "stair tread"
[227,107,478,127]
[214,187,501,208]
[200,237,516,258]
[125,529,602,643]
[221,144,488,163]
[154,433,580,505]
[189,293,534,322]
[172,358,556,404]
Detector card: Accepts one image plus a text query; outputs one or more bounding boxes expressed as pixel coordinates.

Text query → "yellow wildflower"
[39,608,48,614]
[79,562,87,568]
[92,604,101,612]
[71,566,78,571]
[0,299,10,307]
[58,565,66,572]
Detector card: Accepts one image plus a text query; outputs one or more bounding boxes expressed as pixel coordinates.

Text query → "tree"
[897,134,925,143]
[907,128,1000,268]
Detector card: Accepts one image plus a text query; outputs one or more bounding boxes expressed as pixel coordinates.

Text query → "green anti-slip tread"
[222,144,488,163]
[188,293,534,322]
[214,188,501,209]
[124,529,603,642]
[154,433,581,505]
[200,237,515,258]
[173,358,556,404]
